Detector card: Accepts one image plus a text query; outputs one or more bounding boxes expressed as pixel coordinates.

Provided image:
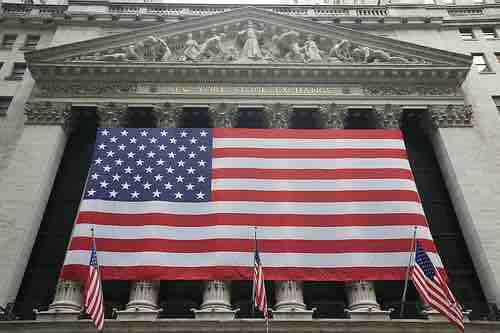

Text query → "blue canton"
[415,242,435,280]
[84,128,212,202]
[89,245,98,267]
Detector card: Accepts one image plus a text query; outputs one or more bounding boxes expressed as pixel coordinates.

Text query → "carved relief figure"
[95,36,170,62]
[302,35,323,62]
[198,31,225,60]
[275,30,305,62]
[330,39,353,62]
[183,33,201,61]
[237,20,264,60]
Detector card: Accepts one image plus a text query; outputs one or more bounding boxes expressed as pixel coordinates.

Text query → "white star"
[131,191,139,198]
[145,166,153,173]
[106,151,115,157]
[164,182,173,190]
[100,180,109,188]
[176,176,184,183]
[103,165,111,172]
[127,152,135,158]
[168,152,176,159]
[187,167,195,174]
[140,130,148,137]
[178,146,187,152]
[159,144,166,151]
[124,166,133,173]
[109,190,118,198]
[196,192,206,199]
[166,167,175,174]
[133,174,142,182]
[199,145,207,152]
[174,192,183,199]
[87,189,96,196]
[110,136,118,143]
[98,144,106,150]
[177,160,185,167]
[188,152,196,159]
[118,144,126,151]
[91,173,99,180]
[147,151,156,158]
[190,137,198,144]
[160,130,168,136]
[149,137,158,144]
[198,160,207,167]
[120,130,128,136]
[130,137,137,144]
[200,130,208,137]
[143,182,152,190]
[101,129,109,136]
[170,138,177,144]
[154,174,164,181]
[180,131,188,137]
[186,183,195,190]
[138,145,146,151]
[136,159,144,166]
[112,174,121,181]
[152,190,161,198]
[156,159,165,166]
[197,176,206,183]
[115,159,123,166]
[95,158,103,164]
[121,182,130,190]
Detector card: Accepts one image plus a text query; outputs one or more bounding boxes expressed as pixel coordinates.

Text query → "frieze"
[34,81,138,97]
[25,102,73,128]
[429,104,473,128]
[363,86,459,96]
[65,21,426,65]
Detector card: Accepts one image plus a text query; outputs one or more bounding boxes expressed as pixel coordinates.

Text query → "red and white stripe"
[254,258,268,319]
[412,265,464,331]
[84,264,104,330]
[63,129,442,282]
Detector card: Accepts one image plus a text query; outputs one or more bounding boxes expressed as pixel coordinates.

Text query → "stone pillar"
[263,103,313,320]
[20,102,82,321]
[373,104,403,129]
[153,102,183,128]
[318,103,348,129]
[193,103,238,320]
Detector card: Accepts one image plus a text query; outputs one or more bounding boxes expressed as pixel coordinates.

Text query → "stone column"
[374,104,403,129]
[23,102,82,321]
[318,103,348,129]
[193,103,239,320]
[263,103,314,320]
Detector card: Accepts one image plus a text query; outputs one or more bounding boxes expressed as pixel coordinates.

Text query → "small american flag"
[411,242,464,331]
[253,246,268,320]
[84,235,105,331]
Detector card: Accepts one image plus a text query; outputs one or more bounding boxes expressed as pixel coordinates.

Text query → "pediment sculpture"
[69,20,423,65]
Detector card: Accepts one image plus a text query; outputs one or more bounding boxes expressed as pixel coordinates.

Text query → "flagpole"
[251,226,257,319]
[400,226,418,318]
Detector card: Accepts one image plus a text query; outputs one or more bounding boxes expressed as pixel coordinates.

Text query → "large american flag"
[62,127,443,281]
[411,242,464,331]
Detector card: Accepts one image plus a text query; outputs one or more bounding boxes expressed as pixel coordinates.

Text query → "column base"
[345,308,392,321]
[423,308,471,322]
[191,307,239,320]
[272,308,315,320]
[116,307,161,321]
[35,308,80,321]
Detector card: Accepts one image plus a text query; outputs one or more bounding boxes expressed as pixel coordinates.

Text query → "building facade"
[1,0,500,332]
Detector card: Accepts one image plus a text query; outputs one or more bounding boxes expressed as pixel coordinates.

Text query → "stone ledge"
[0,319,498,333]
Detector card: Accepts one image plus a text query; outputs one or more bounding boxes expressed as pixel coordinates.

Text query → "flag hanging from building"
[253,246,268,319]
[411,242,464,331]
[84,234,105,331]
[62,128,443,281]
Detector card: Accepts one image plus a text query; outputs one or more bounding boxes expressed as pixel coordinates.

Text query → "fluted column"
[373,104,403,129]
[263,103,313,320]
[96,102,128,128]
[318,103,348,129]
[36,279,83,320]
[193,103,238,320]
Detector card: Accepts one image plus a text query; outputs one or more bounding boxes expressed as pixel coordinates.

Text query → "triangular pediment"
[27,6,471,68]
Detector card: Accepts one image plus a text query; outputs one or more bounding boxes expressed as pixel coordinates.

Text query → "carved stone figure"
[237,20,264,60]
[330,39,410,64]
[95,36,170,62]
[275,30,304,62]
[302,34,322,62]
[330,39,353,62]
[183,33,201,61]
[199,31,225,60]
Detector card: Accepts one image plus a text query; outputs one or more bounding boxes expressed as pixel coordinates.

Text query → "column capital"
[263,103,293,129]
[193,280,238,320]
[374,104,403,129]
[153,103,183,128]
[96,102,128,128]
[24,102,74,131]
[208,103,238,128]
[318,103,348,129]
[116,280,161,321]
[429,104,473,128]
